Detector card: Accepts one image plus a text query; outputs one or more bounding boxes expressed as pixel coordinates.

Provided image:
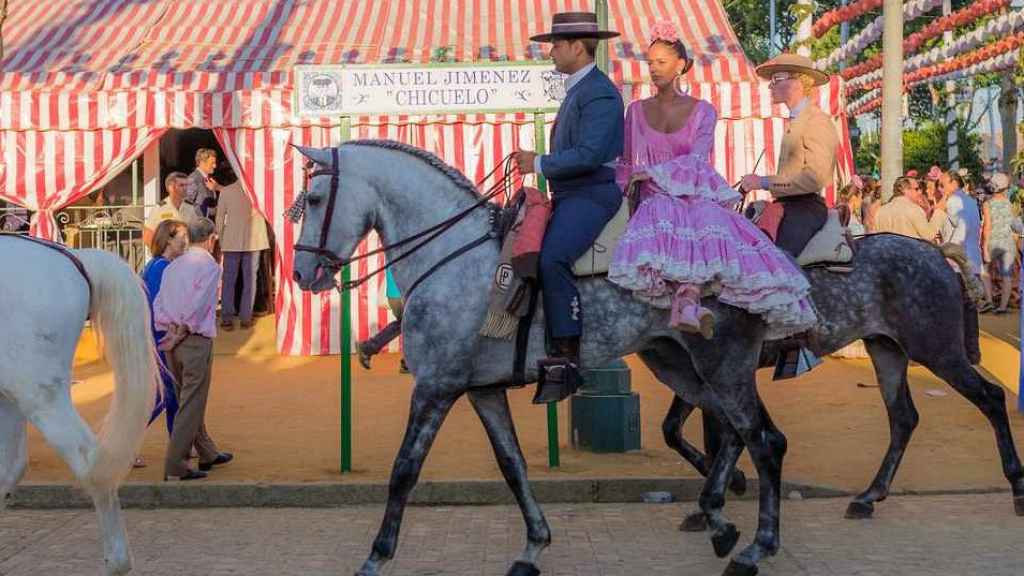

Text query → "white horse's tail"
[75,250,158,489]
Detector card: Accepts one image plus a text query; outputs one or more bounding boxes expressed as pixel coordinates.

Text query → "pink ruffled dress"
[608,99,816,340]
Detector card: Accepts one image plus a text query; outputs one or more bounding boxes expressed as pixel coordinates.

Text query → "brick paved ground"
[1,493,1021,575]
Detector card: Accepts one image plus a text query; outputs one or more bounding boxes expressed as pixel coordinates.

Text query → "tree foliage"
[854,120,984,178]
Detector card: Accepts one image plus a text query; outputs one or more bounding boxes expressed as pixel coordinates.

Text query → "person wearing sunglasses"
[740,53,838,259]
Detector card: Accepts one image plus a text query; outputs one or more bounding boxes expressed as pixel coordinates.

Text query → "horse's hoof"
[845,500,875,520]
[729,470,748,497]
[679,511,709,532]
[506,560,541,576]
[711,523,740,558]
[722,559,759,576]
[1014,496,1024,517]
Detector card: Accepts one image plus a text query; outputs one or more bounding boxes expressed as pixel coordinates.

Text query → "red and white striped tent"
[0,0,854,356]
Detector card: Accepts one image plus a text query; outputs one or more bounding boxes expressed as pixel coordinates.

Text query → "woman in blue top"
[134,219,189,467]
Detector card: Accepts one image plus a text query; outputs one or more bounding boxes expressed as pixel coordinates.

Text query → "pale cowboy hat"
[530,12,620,43]
[756,53,830,87]
[990,172,1010,192]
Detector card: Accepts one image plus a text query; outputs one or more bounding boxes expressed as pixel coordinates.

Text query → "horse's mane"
[344,139,481,199]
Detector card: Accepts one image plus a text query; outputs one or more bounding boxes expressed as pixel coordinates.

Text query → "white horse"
[0,236,157,575]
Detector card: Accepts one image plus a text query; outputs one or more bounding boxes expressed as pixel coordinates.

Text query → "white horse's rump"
[0,238,158,575]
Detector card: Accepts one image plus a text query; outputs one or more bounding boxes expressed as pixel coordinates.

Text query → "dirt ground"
[21,314,1024,494]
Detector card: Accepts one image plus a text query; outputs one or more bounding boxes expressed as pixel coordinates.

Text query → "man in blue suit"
[514,12,624,403]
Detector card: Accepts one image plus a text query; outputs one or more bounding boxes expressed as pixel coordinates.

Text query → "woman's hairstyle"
[150,219,187,256]
[839,183,862,203]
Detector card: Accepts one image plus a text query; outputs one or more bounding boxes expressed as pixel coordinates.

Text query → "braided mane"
[344,139,481,199]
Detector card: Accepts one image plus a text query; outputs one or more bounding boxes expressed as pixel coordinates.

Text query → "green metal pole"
[339,116,353,474]
[596,0,609,73]
[534,112,560,469]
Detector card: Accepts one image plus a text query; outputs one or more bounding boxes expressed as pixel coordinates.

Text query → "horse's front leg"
[468,388,551,576]
[357,385,460,576]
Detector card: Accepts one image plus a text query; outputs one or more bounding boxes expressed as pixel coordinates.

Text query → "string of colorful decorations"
[848,44,1021,115]
[840,0,1011,83]
[812,0,884,38]
[845,9,1024,90]
[816,0,942,71]
[850,31,1024,94]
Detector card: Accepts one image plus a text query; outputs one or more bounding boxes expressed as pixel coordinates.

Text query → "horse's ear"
[292,145,333,167]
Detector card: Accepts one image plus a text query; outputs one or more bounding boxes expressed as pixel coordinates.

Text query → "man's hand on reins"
[513,150,538,175]
[740,174,764,192]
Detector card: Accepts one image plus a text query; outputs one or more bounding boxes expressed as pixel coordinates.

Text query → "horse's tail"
[76,250,158,489]
[939,243,985,304]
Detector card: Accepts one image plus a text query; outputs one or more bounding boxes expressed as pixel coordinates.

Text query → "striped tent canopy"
[0,0,853,356]
[0,0,755,92]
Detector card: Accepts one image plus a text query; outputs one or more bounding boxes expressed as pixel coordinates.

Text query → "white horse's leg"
[0,398,28,509]
[23,391,133,576]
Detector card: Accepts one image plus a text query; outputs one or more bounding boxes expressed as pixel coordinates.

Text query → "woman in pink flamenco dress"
[608,23,815,340]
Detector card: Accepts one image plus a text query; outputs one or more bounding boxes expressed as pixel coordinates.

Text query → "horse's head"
[291,145,379,292]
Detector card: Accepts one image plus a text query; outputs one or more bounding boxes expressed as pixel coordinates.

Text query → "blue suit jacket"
[541,67,624,214]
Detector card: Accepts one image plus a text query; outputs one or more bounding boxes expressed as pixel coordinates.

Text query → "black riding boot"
[533,336,582,404]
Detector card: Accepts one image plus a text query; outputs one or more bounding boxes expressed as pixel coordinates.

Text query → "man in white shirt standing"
[937,170,983,364]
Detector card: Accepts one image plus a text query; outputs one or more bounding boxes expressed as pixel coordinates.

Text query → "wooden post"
[880,0,904,202]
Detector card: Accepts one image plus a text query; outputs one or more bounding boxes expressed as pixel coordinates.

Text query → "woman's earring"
[673,74,689,96]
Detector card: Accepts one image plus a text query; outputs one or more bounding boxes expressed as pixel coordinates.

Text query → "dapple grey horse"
[662,241,1024,531]
[289,141,1022,576]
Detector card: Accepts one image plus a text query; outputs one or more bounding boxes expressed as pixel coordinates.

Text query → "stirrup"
[533,358,582,404]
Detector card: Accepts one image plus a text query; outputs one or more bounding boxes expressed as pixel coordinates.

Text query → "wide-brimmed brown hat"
[530,12,620,43]
[756,53,829,86]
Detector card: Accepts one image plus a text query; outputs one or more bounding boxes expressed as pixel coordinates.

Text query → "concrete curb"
[7,478,851,509]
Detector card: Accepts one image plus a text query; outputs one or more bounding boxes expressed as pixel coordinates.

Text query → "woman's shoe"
[670,300,715,340]
[696,307,715,340]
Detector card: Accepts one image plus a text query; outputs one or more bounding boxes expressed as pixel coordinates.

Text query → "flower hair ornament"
[650,21,680,45]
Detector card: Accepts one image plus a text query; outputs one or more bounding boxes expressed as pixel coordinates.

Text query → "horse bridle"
[288,149,516,297]
[291,148,346,272]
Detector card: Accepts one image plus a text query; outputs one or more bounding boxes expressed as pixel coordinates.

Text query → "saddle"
[572,201,630,277]
[747,202,854,271]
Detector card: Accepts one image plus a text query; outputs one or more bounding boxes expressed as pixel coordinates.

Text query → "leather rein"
[290,149,517,298]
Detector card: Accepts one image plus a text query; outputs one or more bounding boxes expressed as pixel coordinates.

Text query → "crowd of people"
[839,167,1022,316]
[137,148,269,481]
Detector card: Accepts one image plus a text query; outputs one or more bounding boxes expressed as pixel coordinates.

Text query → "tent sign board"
[295,62,565,117]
